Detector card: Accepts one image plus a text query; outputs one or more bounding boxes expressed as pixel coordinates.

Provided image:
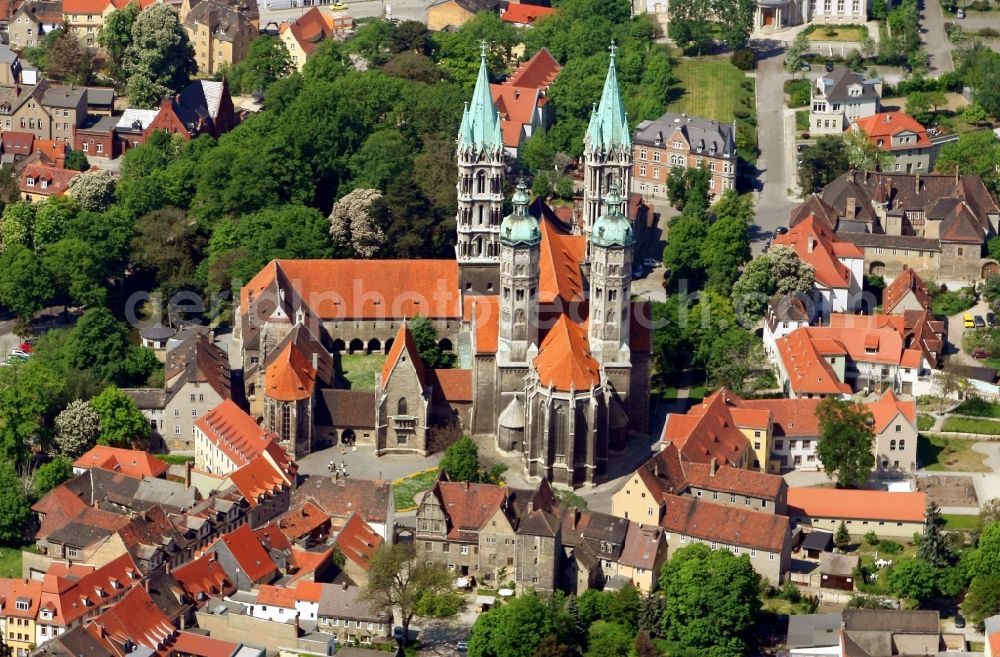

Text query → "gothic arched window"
[398,398,408,416]
[476,171,486,194]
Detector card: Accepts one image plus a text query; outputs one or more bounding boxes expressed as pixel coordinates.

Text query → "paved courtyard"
[298,443,442,484]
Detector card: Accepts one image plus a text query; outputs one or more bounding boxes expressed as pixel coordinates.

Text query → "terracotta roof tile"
[380,323,426,389]
[171,553,233,601]
[86,587,176,657]
[213,524,277,583]
[40,553,143,626]
[291,476,391,525]
[500,3,555,23]
[618,523,664,570]
[538,219,586,304]
[287,549,332,583]
[265,342,316,401]
[469,296,499,355]
[228,454,290,509]
[661,389,753,466]
[532,315,599,391]
[20,163,80,198]
[277,500,331,541]
[431,368,472,403]
[431,481,508,541]
[73,446,168,479]
[279,7,335,55]
[773,214,862,289]
[171,631,239,657]
[332,511,383,572]
[195,399,282,469]
[852,112,931,150]
[883,269,932,315]
[660,496,789,552]
[787,488,926,523]
[742,398,822,437]
[867,390,916,434]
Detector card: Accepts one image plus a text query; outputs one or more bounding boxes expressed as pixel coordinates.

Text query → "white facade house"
[810,69,882,135]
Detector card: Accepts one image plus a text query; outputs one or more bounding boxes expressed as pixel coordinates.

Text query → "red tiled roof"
[279,7,335,55]
[20,163,80,198]
[507,48,560,89]
[469,295,500,355]
[2,131,33,156]
[868,390,916,433]
[172,631,239,657]
[213,524,277,583]
[432,481,508,541]
[662,389,753,466]
[774,328,854,396]
[500,2,555,24]
[635,440,785,501]
[287,548,332,583]
[432,368,472,403]
[229,454,290,509]
[291,477,391,525]
[381,322,426,389]
[74,446,168,479]
[253,522,293,553]
[989,630,1000,657]
[532,315,599,391]
[742,398,822,437]
[491,83,538,149]
[265,342,316,401]
[787,488,926,523]
[86,587,176,657]
[660,496,789,553]
[195,399,281,469]
[883,269,933,315]
[241,259,461,323]
[332,512,383,572]
[277,500,331,540]
[538,219,586,304]
[40,553,143,626]
[773,214,862,289]
[62,0,111,13]
[852,112,931,151]
[171,553,233,601]
[0,578,42,618]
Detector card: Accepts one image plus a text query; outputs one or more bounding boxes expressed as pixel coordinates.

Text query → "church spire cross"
[609,40,617,60]
[585,42,631,152]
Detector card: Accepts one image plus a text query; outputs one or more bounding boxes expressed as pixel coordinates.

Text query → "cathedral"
[234,45,650,487]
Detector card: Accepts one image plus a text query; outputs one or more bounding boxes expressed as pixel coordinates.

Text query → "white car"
[9,349,29,359]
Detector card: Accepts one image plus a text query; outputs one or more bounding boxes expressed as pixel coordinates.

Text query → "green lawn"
[917,434,989,471]
[942,513,980,530]
[0,545,36,578]
[335,353,387,391]
[668,58,752,124]
[954,397,1000,418]
[796,110,810,131]
[158,454,194,465]
[917,414,935,431]
[804,26,866,41]
[392,468,439,511]
[940,417,1000,435]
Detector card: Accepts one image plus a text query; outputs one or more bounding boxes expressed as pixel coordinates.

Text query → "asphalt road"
[922,0,956,73]
[752,39,799,253]
[257,0,431,26]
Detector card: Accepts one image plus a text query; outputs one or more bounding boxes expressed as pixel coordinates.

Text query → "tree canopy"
[815,397,875,487]
[123,4,197,107]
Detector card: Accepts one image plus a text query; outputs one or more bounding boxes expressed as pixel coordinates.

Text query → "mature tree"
[979,498,1000,533]
[132,207,205,287]
[816,397,875,487]
[33,196,78,251]
[363,542,453,644]
[605,585,642,633]
[935,130,1000,194]
[383,52,442,83]
[64,150,90,172]
[0,245,54,329]
[919,501,955,567]
[329,188,386,258]
[349,129,415,191]
[799,137,850,193]
[585,621,633,657]
[1,201,36,249]
[703,191,752,290]
[66,308,131,383]
[43,238,108,308]
[835,520,851,549]
[713,0,756,50]
[964,103,989,125]
[0,359,65,463]
[955,44,1000,118]
[668,0,714,55]
[124,4,197,107]
[970,521,1000,580]
[731,245,815,322]
[784,32,810,75]
[0,462,30,545]
[638,594,666,638]
[99,1,141,83]
[468,590,571,657]
[409,315,453,368]
[962,574,1000,626]
[413,136,458,214]
[905,92,934,124]
[54,399,101,457]
[91,385,150,448]
[34,456,74,497]
[44,30,94,84]
[843,130,891,172]
[663,213,707,289]
[440,437,481,482]
[634,631,660,657]
[705,327,763,394]
[243,36,292,93]
[532,636,572,657]
[888,558,938,603]
[934,361,969,410]
[67,170,117,211]
[659,543,761,657]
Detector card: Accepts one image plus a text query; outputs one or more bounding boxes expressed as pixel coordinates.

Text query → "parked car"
[975,315,986,328]
[774,226,788,236]
[799,62,811,71]
[902,63,912,73]
[972,348,992,359]
[964,314,975,328]
[797,143,807,152]
[825,60,834,72]
[642,258,660,269]
[457,642,469,652]
[9,349,28,359]
[956,7,965,18]
[955,613,965,629]
[330,2,348,8]
[989,312,997,327]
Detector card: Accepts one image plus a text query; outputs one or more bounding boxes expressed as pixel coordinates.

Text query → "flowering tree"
[329,188,386,258]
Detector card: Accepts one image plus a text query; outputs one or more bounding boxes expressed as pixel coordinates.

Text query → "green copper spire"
[591,182,634,248]
[500,179,540,247]
[458,42,504,153]
[585,42,631,152]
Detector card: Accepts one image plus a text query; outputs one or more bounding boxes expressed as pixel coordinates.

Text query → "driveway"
[921,0,956,73]
[751,39,800,253]
[943,300,990,366]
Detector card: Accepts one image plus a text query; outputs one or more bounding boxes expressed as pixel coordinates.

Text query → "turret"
[588,183,634,360]
[498,179,540,363]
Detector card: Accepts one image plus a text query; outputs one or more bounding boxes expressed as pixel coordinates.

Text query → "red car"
[972,348,992,359]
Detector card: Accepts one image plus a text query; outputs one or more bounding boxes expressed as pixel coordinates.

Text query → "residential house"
[773,213,864,316]
[787,488,926,537]
[82,87,113,115]
[1,131,33,163]
[289,475,393,541]
[659,389,758,471]
[561,510,631,593]
[114,108,158,151]
[62,0,156,48]
[194,398,286,476]
[1,579,43,657]
[489,48,560,157]
[330,512,383,587]
[499,2,554,26]
[9,1,62,49]
[194,596,336,655]
[146,80,237,140]
[809,68,882,135]
[612,441,788,525]
[762,294,816,361]
[72,114,118,158]
[0,81,51,139]
[785,613,843,657]
[0,44,23,86]
[246,582,322,624]
[851,111,934,174]
[659,495,792,585]
[427,0,498,31]
[315,583,392,646]
[123,327,232,451]
[82,587,178,657]
[868,389,919,474]
[632,111,737,203]
[841,609,951,657]
[800,171,1000,282]
[72,446,169,479]
[614,523,668,594]
[170,552,235,610]
[19,160,80,202]
[278,7,338,71]
[882,268,933,315]
[205,524,279,589]
[181,0,257,75]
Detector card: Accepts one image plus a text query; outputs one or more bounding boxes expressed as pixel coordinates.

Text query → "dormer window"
[40,179,48,189]
[15,600,29,611]
[26,176,34,186]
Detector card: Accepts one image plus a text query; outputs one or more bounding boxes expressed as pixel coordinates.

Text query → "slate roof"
[164,329,231,403]
[801,530,834,552]
[41,85,85,109]
[183,0,254,43]
[634,111,736,159]
[814,68,881,103]
[291,476,391,524]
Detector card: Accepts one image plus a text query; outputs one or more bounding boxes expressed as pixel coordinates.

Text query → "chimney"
[341,580,348,591]
[710,458,718,476]
[915,174,921,193]
[185,461,193,489]
[311,352,318,370]
[846,197,856,218]
[807,236,815,253]
[570,509,577,531]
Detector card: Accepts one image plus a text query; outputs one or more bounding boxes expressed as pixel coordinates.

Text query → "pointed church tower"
[588,183,634,360]
[583,43,631,258]
[456,43,506,296]
[498,179,540,363]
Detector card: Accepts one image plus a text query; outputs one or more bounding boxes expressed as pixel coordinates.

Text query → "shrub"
[954,396,1000,418]
[785,78,811,107]
[780,581,802,602]
[879,540,903,554]
[801,131,811,139]
[731,48,757,70]
[865,530,880,546]
[931,286,976,316]
[917,414,935,431]
[741,79,754,91]
[734,109,750,119]
[978,26,999,36]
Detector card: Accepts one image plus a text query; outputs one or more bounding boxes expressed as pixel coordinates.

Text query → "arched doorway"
[331,338,345,353]
[438,338,453,351]
[983,262,1000,278]
[384,338,394,354]
[367,338,381,354]
[869,262,886,276]
[341,428,356,446]
[349,338,364,354]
